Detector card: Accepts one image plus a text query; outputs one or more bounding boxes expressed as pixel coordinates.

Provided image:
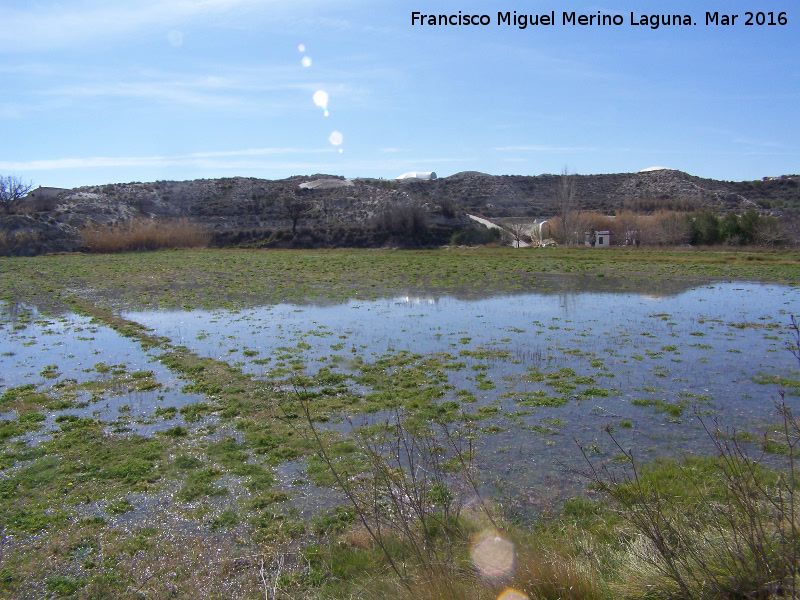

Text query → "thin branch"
[283,386,413,591]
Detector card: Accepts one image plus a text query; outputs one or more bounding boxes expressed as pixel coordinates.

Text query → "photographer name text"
[411,11,788,30]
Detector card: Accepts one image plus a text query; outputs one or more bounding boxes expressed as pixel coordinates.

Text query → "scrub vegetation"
[1,247,799,312]
[0,248,799,598]
[80,218,211,253]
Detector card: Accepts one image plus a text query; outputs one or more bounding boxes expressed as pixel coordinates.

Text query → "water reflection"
[397,295,440,306]
[0,304,207,437]
[3,281,799,515]
[122,283,799,510]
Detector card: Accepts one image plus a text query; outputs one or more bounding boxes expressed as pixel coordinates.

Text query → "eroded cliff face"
[2,170,797,255]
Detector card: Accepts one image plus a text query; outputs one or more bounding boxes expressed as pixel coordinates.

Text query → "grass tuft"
[80,218,210,253]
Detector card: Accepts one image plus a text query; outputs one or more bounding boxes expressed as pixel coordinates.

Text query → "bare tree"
[281,194,311,235]
[0,176,33,215]
[373,200,428,239]
[616,210,641,246]
[657,211,692,245]
[506,222,528,248]
[438,196,456,218]
[782,216,800,248]
[556,167,578,246]
[754,217,787,248]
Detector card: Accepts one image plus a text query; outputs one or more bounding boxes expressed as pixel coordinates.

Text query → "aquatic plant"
[578,316,800,600]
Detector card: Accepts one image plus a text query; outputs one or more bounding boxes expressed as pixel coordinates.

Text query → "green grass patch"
[630,398,689,417]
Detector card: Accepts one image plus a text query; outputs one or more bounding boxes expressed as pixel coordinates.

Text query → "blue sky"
[1,0,798,188]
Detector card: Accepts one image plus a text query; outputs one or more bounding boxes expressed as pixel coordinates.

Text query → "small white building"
[27,186,67,200]
[396,171,437,180]
[298,178,354,190]
[585,230,611,247]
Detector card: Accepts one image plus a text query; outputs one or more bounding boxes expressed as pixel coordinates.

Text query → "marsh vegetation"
[0,247,798,599]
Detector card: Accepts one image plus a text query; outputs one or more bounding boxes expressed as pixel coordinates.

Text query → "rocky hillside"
[1,169,798,255]
[412,169,799,216]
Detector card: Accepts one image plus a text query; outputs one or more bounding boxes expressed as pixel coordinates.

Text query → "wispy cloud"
[0,102,30,119]
[5,60,368,117]
[0,149,478,188]
[731,137,787,150]
[0,63,58,76]
[493,145,600,153]
[0,0,337,53]
[0,147,336,172]
[49,80,248,111]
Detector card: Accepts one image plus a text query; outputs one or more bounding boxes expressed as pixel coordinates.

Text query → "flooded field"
[3,282,798,514]
[124,283,799,510]
[2,248,800,598]
[0,304,207,438]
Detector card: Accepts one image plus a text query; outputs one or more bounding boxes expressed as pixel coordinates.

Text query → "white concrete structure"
[585,230,611,247]
[466,214,530,248]
[531,219,550,246]
[396,171,437,180]
[26,186,67,200]
[298,178,354,190]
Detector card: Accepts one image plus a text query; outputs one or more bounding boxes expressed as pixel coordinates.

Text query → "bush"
[372,201,429,240]
[289,395,497,594]
[80,218,210,252]
[580,316,800,600]
[450,227,501,246]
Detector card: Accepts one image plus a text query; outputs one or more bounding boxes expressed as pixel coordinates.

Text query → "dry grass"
[80,218,211,253]
[512,543,602,600]
[0,228,41,255]
[323,525,604,600]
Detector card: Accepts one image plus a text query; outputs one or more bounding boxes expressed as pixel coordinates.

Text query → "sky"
[1,0,798,188]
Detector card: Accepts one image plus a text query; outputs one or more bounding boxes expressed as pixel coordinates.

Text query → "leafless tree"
[657,211,692,245]
[281,194,311,235]
[373,200,428,238]
[556,167,579,245]
[754,217,787,248]
[782,216,800,248]
[506,222,528,248]
[616,210,641,246]
[0,175,33,215]
[438,196,456,218]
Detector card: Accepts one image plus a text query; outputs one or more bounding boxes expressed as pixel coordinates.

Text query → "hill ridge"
[2,169,798,255]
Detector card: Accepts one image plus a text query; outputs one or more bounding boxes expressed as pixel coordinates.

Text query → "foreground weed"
[288,389,499,594]
[582,410,800,599]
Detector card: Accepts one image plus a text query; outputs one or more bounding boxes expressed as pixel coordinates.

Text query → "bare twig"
[259,558,269,600]
[283,385,413,592]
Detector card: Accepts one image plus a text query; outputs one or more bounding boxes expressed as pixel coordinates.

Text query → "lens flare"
[313,90,327,107]
[470,532,515,582]
[498,589,529,600]
[301,56,312,67]
[329,131,343,146]
[297,42,306,52]
[313,90,329,116]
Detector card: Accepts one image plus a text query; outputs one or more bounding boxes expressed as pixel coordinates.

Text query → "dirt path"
[466,214,530,247]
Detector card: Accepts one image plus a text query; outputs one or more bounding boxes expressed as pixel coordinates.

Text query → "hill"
[1,169,798,255]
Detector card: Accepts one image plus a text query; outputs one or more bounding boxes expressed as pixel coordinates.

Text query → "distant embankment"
[1,170,797,255]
